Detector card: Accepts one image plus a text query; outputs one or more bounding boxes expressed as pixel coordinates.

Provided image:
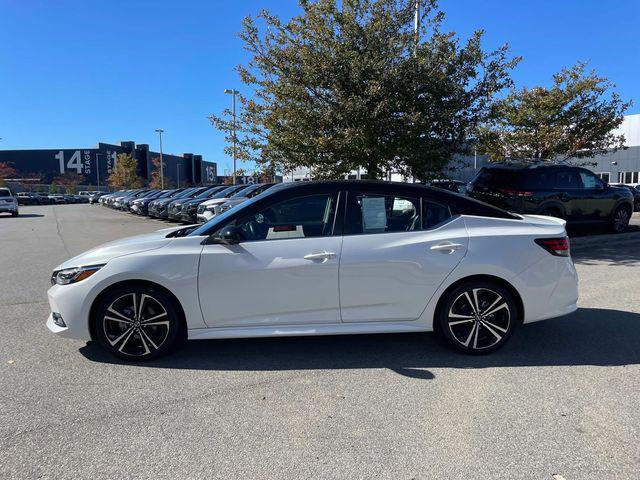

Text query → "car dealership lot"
[1,205,639,479]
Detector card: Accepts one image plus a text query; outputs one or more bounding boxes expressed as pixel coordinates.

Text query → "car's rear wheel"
[611,205,631,233]
[437,281,519,354]
[93,284,183,361]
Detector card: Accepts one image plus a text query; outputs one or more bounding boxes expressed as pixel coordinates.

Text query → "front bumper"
[46,283,93,340]
[0,203,18,212]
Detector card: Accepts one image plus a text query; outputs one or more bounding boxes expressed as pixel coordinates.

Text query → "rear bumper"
[516,255,579,324]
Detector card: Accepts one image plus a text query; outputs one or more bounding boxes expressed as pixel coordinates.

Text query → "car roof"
[480,163,578,171]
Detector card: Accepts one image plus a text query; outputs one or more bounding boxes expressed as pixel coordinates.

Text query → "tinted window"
[472,169,522,188]
[0,188,12,197]
[346,193,421,234]
[555,170,582,189]
[423,201,451,229]
[236,193,337,241]
[519,170,556,190]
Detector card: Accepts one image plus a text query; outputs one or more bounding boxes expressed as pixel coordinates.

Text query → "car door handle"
[430,242,464,253]
[304,250,336,261]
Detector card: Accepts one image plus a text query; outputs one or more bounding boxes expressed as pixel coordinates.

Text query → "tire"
[11,210,18,217]
[93,284,183,361]
[436,281,519,354]
[610,204,631,233]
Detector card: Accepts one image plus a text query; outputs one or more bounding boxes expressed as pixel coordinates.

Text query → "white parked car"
[195,184,251,223]
[47,181,578,360]
[0,187,19,216]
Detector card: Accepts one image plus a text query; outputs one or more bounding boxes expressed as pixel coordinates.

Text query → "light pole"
[224,89,238,185]
[155,129,165,189]
[177,164,181,187]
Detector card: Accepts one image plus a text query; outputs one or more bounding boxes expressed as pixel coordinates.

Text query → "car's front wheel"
[437,281,519,354]
[93,284,183,361]
[611,205,631,233]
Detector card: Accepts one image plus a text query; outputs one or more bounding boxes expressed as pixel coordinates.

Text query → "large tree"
[478,61,632,162]
[210,0,519,179]
[107,153,143,189]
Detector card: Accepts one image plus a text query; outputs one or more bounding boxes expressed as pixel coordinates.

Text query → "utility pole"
[224,89,238,185]
[155,129,165,189]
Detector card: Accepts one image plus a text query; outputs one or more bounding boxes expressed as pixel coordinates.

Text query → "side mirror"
[210,225,243,245]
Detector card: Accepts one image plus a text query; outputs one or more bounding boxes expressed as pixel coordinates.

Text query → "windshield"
[195,186,224,199]
[166,188,195,200]
[210,185,243,199]
[231,184,263,198]
[0,188,12,197]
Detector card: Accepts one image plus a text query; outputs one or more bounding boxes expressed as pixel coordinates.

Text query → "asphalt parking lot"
[1,205,639,480]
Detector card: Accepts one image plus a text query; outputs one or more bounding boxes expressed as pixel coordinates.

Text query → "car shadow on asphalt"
[572,242,640,266]
[79,307,640,379]
[1,213,45,219]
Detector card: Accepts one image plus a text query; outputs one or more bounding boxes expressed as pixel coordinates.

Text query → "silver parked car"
[0,187,19,216]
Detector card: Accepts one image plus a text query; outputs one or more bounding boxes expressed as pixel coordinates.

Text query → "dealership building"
[0,140,218,188]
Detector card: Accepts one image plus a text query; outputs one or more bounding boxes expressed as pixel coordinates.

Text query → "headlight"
[51,265,104,286]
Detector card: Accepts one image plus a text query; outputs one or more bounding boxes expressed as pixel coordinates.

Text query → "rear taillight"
[498,188,534,197]
[535,237,570,257]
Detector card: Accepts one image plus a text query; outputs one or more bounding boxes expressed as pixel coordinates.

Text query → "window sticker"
[361,196,387,232]
[266,225,305,239]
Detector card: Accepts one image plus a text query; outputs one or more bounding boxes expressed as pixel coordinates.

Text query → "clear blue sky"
[1,0,638,174]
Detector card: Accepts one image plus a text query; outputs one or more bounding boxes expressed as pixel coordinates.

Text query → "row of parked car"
[15,191,97,205]
[97,183,277,224]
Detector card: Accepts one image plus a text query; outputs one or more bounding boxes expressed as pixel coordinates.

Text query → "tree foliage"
[149,157,174,189]
[0,162,17,186]
[478,61,632,162]
[52,172,86,194]
[209,0,519,179]
[107,153,143,189]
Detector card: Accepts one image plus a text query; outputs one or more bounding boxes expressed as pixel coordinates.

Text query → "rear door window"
[346,192,421,234]
[422,201,452,229]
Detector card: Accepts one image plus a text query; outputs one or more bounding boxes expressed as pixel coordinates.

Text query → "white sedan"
[47,181,578,360]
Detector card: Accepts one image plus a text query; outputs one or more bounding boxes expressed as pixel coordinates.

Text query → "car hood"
[53,225,185,271]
